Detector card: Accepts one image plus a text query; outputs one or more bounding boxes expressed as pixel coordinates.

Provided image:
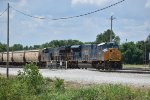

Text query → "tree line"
[0,29,150,64]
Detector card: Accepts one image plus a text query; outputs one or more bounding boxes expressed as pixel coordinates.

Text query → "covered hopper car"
[0,48,49,67]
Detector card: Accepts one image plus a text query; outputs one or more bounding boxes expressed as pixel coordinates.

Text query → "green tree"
[95,29,120,44]
[41,39,83,48]
[28,46,34,50]
[0,43,7,52]
[11,44,23,51]
[113,36,120,45]
[84,42,95,44]
[33,45,41,49]
[120,42,144,64]
[23,46,29,50]
[145,34,150,63]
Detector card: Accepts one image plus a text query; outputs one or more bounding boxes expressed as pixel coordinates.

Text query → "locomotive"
[48,42,122,70]
[0,42,122,70]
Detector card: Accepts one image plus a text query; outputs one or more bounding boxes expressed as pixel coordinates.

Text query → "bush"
[17,63,45,94]
[0,76,33,100]
[0,63,46,100]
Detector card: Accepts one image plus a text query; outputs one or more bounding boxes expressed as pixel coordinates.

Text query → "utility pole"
[110,16,116,42]
[6,3,9,79]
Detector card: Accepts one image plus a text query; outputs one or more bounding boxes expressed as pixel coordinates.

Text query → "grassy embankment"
[0,63,150,100]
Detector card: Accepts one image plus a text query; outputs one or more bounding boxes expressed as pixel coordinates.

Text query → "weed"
[54,78,65,91]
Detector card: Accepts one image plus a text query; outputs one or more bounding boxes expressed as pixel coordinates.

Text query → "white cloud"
[115,19,150,42]
[145,0,150,8]
[18,0,27,8]
[72,0,118,6]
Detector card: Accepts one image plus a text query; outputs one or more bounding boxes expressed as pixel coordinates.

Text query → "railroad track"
[0,65,150,74]
[87,68,150,74]
[99,70,150,74]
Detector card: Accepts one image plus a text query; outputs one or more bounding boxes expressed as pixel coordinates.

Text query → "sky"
[0,0,150,46]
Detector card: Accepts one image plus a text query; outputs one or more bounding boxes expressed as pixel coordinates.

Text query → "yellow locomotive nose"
[104,48,121,61]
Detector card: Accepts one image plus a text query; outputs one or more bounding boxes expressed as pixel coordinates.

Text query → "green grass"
[123,64,150,69]
[0,63,150,100]
[0,76,150,100]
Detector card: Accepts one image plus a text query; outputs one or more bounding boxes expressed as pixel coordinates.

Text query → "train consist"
[0,42,122,70]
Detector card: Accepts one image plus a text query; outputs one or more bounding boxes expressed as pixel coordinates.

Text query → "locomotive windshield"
[98,42,119,49]
[106,42,119,49]
[43,48,49,53]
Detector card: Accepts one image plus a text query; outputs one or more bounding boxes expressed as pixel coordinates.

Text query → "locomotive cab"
[97,42,122,69]
[41,48,50,62]
[42,48,49,53]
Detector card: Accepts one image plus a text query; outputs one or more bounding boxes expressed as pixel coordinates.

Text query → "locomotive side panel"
[81,44,97,62]
[40,48,50,62]
[71,45,81,61]
[90,44,97,61]
[53,48,60,61]
[81,44,91,62]
[59,46,66,61]
[48,48,54,60]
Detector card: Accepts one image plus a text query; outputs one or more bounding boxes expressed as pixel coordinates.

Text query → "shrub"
[0,76,33,100]
[17,63,45,94]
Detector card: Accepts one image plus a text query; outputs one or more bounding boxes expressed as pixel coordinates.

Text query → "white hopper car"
[0,48,50,67]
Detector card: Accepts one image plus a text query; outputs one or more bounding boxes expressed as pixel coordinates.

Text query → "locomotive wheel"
[108,63,112,70]
[105,62,111,70]
[102,63,105,70]
[118,62,123,69]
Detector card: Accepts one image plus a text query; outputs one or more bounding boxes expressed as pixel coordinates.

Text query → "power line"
[10,0,125,20]
[0,8,8,16]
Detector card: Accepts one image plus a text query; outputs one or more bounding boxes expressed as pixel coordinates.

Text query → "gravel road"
[0,67,150,87]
